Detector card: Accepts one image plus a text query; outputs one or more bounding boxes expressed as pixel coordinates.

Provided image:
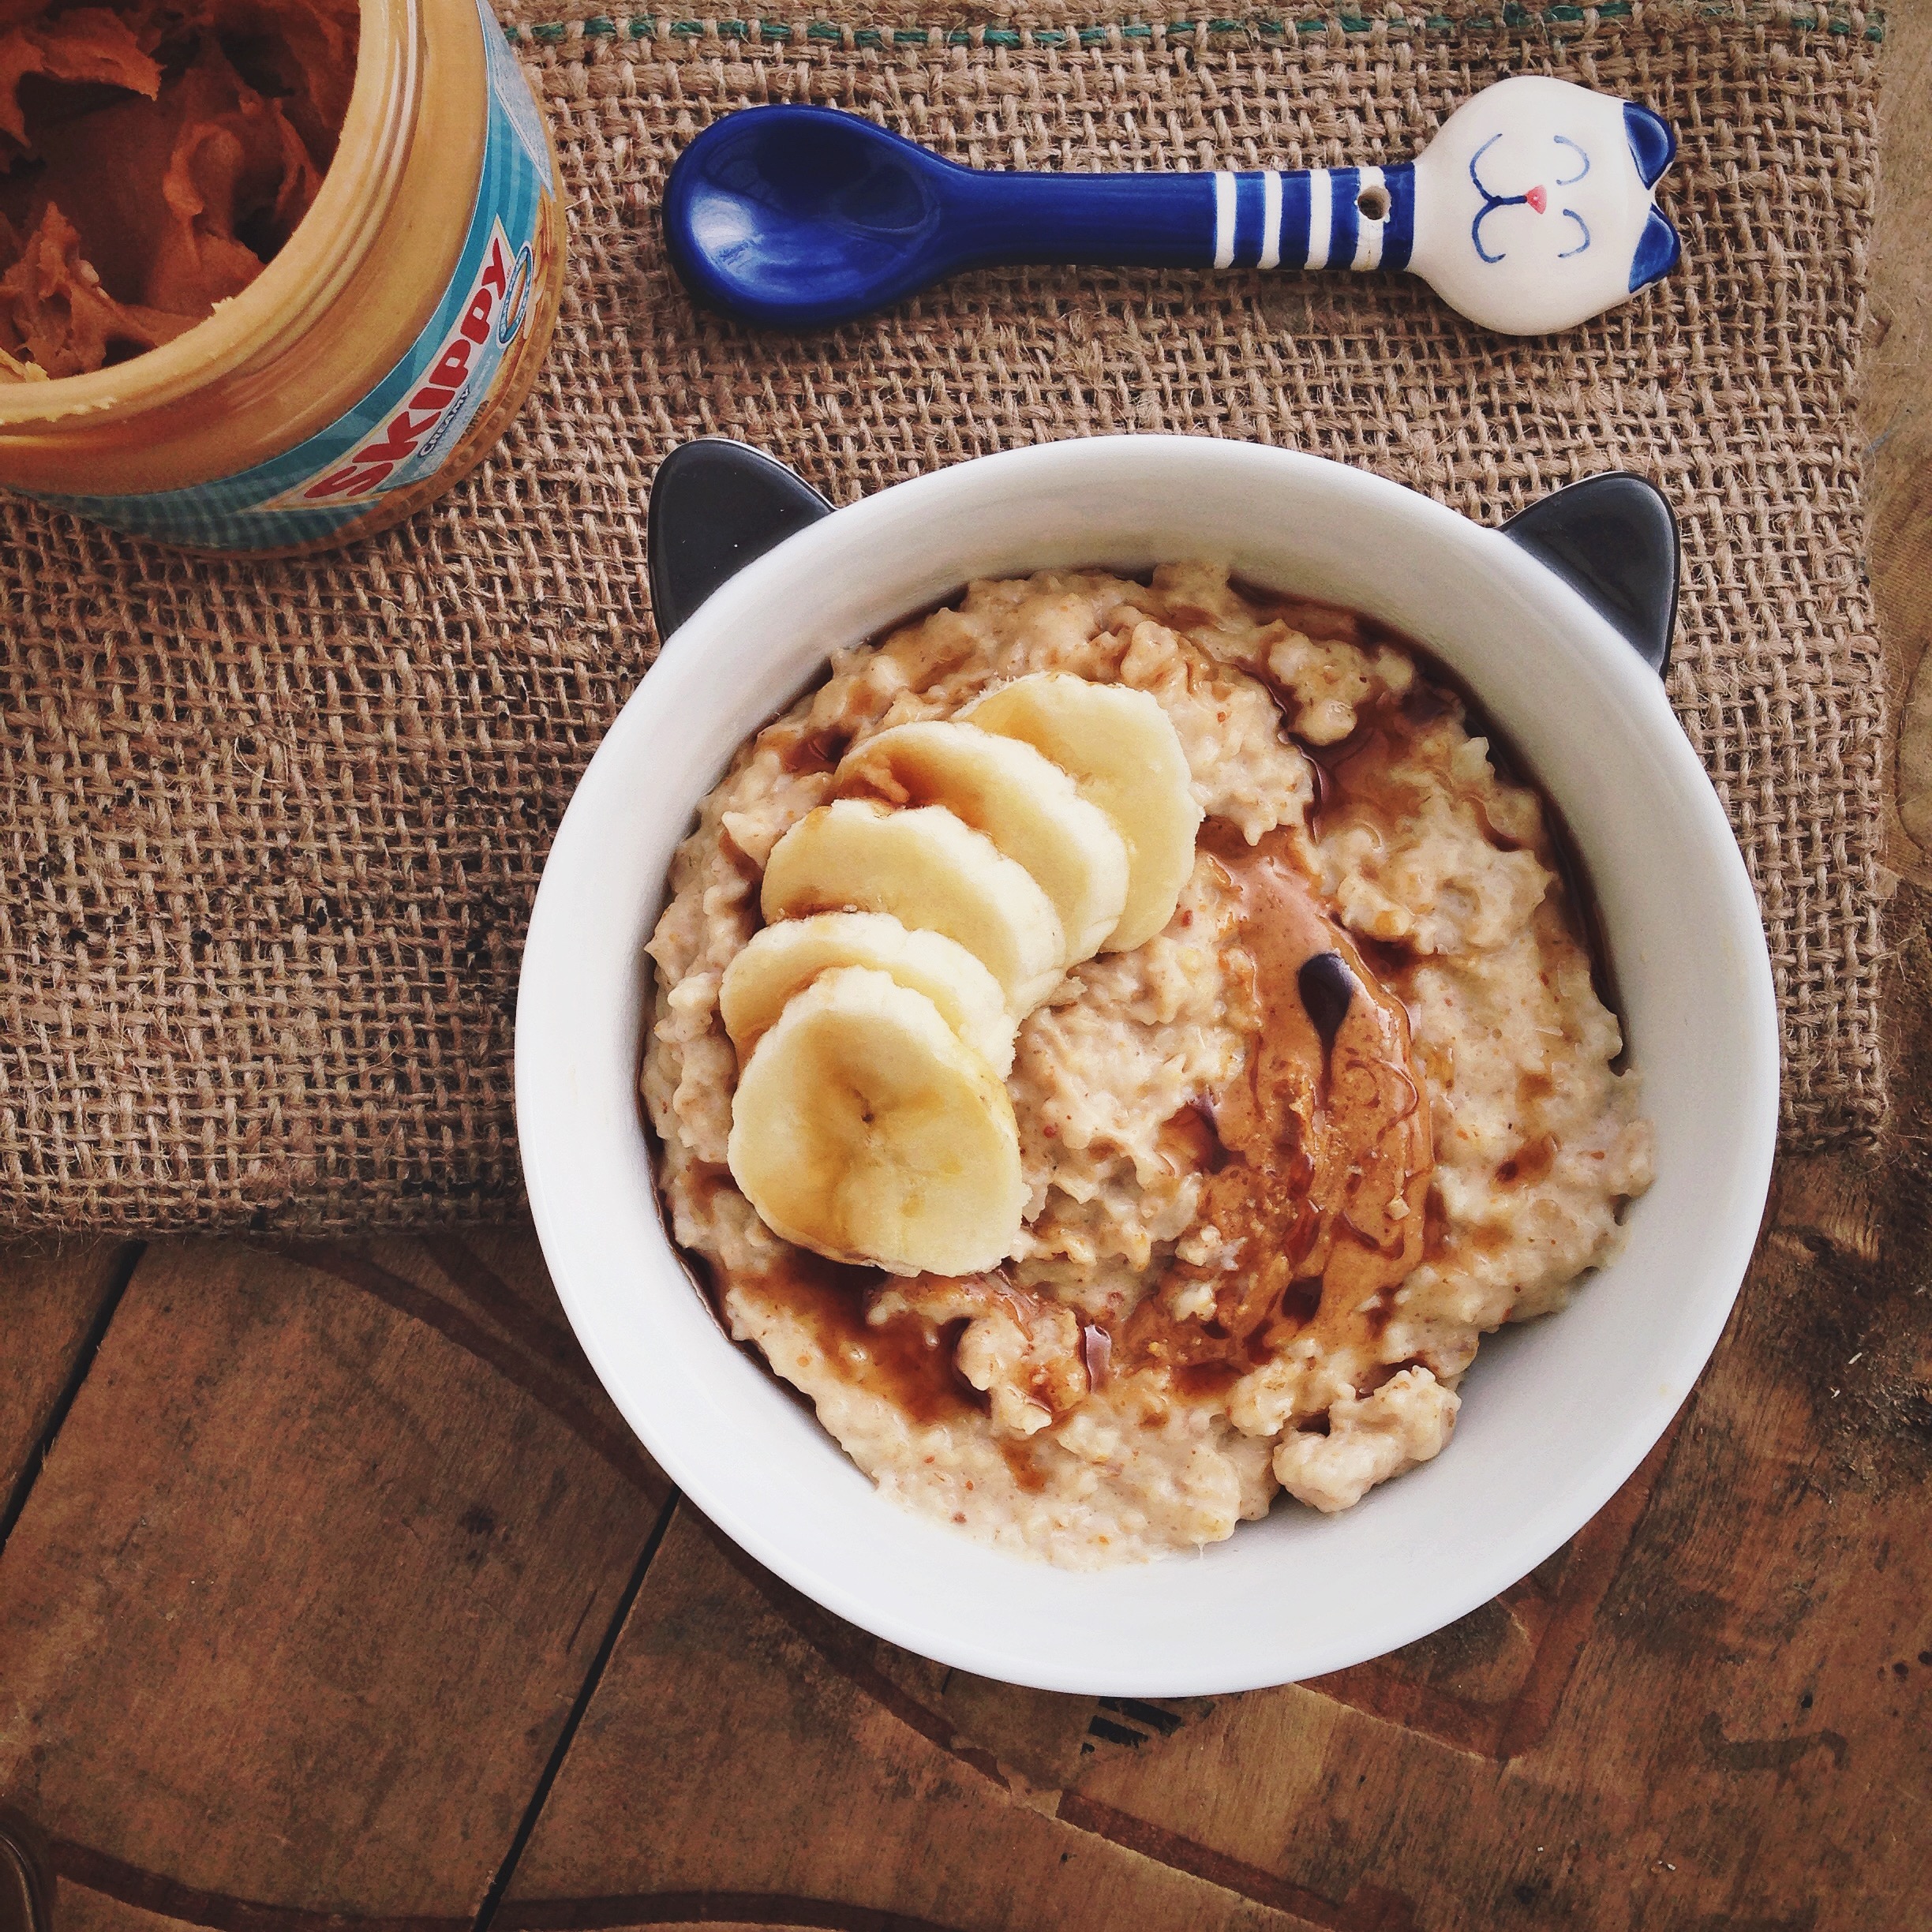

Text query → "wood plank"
[0,1241,138,1514]
[0,1235,668,1928]
[498,1504,1305,1932]
[273,1227,665,1499]
[27,1885,180,1932]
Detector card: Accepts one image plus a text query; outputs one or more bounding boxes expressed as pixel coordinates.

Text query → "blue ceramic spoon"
[665,75,1679,339]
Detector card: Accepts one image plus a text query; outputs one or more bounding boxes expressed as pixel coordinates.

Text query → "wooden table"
[6,22,1931,1930]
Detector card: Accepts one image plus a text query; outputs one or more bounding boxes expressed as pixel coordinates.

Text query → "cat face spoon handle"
[665,75,1679,337]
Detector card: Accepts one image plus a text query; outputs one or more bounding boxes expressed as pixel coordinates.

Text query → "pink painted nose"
[1526,185,1548,214]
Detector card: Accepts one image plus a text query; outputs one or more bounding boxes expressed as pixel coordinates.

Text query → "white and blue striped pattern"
[1209,163,1414,275]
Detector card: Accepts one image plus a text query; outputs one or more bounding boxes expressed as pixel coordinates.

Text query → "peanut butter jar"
[0,0,565,552]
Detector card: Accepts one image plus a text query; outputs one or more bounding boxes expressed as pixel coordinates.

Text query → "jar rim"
[0,0,420,430]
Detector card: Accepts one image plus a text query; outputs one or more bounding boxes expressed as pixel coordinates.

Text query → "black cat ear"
[1623,101,1676,188]
[1502,473,1679,677]
[1628,205,1681,294]
[646,439,834,640]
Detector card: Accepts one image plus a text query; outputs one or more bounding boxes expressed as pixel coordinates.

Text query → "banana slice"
[834,721,1129,964]
[960,672,1204,953]
[720,910,1017,1076]
[761,799,1065,1013]
[727,966,1027,1276]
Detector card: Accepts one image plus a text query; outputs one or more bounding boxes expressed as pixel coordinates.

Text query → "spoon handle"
[949,163,1415,275]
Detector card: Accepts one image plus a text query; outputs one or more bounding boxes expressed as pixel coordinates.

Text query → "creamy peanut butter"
[0,0,355,379]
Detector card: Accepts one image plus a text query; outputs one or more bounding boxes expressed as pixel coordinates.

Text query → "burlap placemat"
[0,0,1885,1231]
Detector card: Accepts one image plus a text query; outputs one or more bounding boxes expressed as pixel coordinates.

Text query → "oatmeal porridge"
[641,564,1655,1568]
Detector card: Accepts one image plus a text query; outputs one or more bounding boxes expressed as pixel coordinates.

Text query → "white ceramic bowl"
[516,436,1778,1695]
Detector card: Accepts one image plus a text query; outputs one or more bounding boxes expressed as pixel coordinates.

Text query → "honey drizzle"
[733,1254,983,1425]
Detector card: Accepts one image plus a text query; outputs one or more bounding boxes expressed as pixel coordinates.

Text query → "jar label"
[31,0,557,552]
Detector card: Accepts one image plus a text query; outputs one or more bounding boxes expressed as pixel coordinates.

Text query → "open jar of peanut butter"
[0,0,564,552]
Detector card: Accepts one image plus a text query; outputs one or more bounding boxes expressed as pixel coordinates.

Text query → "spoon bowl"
[666,107,955,327]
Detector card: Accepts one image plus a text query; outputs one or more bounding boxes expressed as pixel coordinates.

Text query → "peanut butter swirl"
[1128,822,1433,1382]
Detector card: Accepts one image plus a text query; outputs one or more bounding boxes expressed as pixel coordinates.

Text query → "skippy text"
[299,224,533,506]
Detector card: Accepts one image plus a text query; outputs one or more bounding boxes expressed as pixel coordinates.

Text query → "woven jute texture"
[0,0,1886,1231]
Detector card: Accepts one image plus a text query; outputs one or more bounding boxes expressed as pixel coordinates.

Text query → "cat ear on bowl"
[646,438,835,642]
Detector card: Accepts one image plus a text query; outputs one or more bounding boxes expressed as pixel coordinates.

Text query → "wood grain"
[497,1506,1294,1932]
[0,1237,667,1930]
[2,1181,1920,1931]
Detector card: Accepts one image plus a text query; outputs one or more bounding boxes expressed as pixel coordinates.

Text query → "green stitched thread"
[500,3,1884,44]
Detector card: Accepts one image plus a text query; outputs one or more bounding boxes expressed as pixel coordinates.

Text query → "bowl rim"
[516,433,1780,1694]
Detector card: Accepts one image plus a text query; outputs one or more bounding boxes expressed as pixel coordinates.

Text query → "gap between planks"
[472,1492,683,1932]
[0,1240,146,1561]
